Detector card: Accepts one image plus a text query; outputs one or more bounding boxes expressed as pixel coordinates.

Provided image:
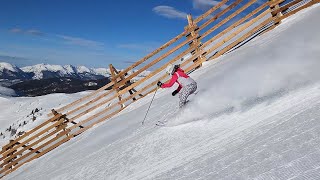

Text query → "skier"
[157,64,197,108]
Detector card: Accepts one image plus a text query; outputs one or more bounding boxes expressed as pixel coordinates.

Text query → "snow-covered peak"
[92,68,111,76]
[0,62,20,72]
[1,62,149,81]
[63,65,76,74]
[22,64,85,80]
[22,63,66,73]
[76,65,92,73]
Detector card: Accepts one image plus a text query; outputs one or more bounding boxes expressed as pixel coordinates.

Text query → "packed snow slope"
[6,4,320,180]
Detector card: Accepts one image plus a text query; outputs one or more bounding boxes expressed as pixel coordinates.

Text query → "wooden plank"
[1,117,65,158]
[205,9,271,58]
[188,21,274,70]
[68,93,117,122]
[212,17,274,59]
[278,0,318,19]
[68,95,126,131]
[198,0,243,32]
[115,80,164,110]
[47,82,114,116]
[202,1,270,49]
[194,0,230,23]
[0,124,66,167]
[201,0,258,40]
[117,45,195,96]
[0,114,63,155]
[112,65,140,101]
[251,0,317,37]
[1,130,71,175]
[113,31,189,80]
[273,0,304,14]
[72,107,125,136]
[78,85,159,131]
[112,34,200,91]
[65,90,113,116]
[173,9,271,74]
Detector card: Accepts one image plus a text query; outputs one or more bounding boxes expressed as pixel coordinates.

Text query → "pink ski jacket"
[161,68,195,92]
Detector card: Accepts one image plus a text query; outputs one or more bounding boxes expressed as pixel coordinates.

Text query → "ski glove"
[157,81,163,87]
[172,90,179,96]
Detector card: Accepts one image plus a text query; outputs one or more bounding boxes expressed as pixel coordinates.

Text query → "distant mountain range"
[0,62,150,97]
[0,62,112,81]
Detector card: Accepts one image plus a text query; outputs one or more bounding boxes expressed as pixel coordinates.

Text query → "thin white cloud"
[153,6,188,19]
[118,42,160,52]
[9,28,45,36]
[9,28,23,33]
[9,27,104,49]
[26,29,45,36]
[56,35,104,48]
[193,0,228,11]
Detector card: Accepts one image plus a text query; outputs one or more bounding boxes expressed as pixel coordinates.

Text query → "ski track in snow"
[4,3,320,180]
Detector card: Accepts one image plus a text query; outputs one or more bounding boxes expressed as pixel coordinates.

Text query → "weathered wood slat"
[65,90,114,116]
[204,9,271,59]
[68,94,117,122]
[1,129,70,173]
[212,17,274,59]
[47,82,114,116]
[0,114,63,155]
[117,45,195,96]
[0,124,66,168]
[72,107,125,136]
[113,31,189,80]
[201,0,258,40]
[198,0,243,32]
[189,20,274,70]
[172,9,271,74]
[2,130,71,176]
[194,0,230,23]
[68,101,121,130]
[274,0,304,14]
[112,34,201,91]
[279,0,318,19]
[202,1,270,49]
[222,0,319,54]
[1,117,65,158]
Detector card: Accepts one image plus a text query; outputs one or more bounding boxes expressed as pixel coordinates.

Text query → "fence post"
[51,109,73,137]
[185,14,206,69]
[109,64,143,107]
[269,0,283,25]
[109,64,124,107]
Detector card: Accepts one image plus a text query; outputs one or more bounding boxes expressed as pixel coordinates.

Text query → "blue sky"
[0,0,265,68]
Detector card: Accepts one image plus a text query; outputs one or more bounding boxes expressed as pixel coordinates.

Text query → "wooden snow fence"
[1,0,318,178]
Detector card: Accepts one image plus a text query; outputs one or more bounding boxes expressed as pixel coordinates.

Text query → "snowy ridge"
[21,63,112,80]
[1,62,151,81]
[0,62,20,72]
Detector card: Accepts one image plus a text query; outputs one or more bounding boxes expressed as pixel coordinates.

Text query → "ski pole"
[142,87,158,125]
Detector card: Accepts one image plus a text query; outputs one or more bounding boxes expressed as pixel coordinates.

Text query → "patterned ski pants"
[179,82,197,108]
